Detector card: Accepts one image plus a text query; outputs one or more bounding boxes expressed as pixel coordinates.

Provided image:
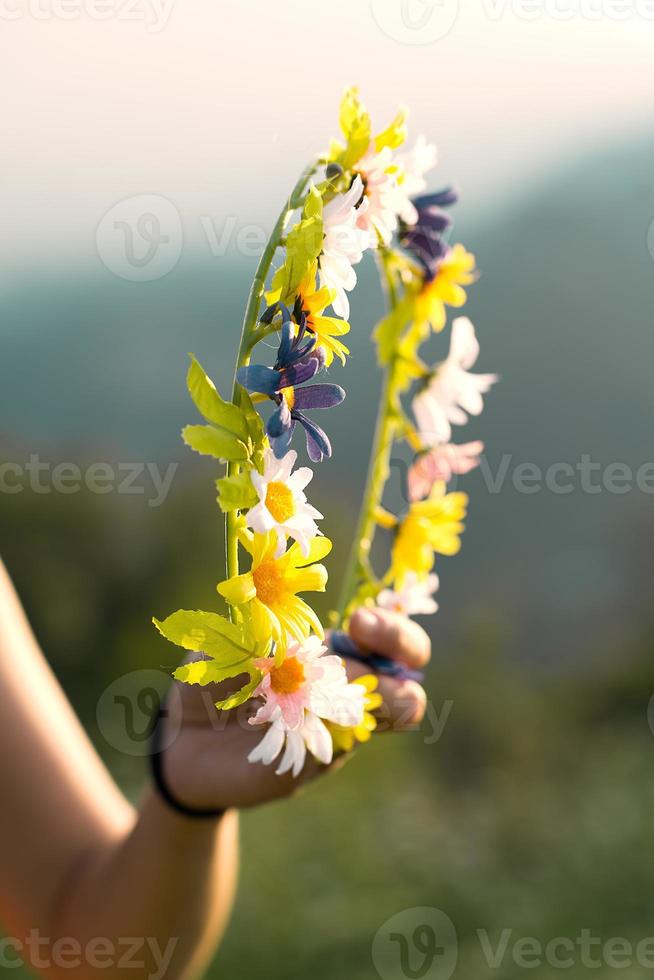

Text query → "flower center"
[252,559,287,606]
[269,655,305,695]
[282,387,296,410]
[265,481,295,523]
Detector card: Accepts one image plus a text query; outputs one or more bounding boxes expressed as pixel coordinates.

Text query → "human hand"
[158,607,431,811]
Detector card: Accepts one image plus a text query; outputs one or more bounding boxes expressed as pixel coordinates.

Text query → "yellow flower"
[414,244,477,335]
[328,675,382,753]
[296,265,350,366]
[390,483,468,581]
[217,531,332,647]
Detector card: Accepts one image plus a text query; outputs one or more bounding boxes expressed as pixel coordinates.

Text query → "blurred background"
[3,2,654,977]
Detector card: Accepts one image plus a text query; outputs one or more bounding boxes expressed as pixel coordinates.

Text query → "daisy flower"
[319,175,370,319]
[250,635,361,730]
[248,708,332,777]
[408,441,484,501]
[377,571,439,616]
[294,264,351,366]
[412,317,497,447]
[247,636,367,776]
[246,448,322,557]
[217,531,331,646]
[353,145,404,248]
[390,483,468,580]
[395,135,438,225]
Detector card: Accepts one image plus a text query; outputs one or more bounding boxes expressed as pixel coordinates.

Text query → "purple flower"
[399,188,458,281]
[237,318,345,463]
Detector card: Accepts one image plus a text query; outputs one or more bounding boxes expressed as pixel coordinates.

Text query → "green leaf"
[269,187,324,304]
[216,469,259,513]
[173,658,253,687]
[153,609,254,659]
[238,388,265,446]
[304,183,323,221]
[182,424,249,461]
[214,671,262,711]
[339,87,372,170]
[187,356,249,440]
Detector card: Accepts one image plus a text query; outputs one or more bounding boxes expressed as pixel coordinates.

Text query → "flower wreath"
[154,89,497,778]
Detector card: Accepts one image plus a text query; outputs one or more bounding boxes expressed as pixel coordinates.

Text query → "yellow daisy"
[390,482,468,581]
[295,264,351,367]
[217,530,331,648]
[414,244,477,335]
[328,675,382,753]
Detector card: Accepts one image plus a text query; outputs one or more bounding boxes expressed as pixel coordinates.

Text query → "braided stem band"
[330,631,425,684]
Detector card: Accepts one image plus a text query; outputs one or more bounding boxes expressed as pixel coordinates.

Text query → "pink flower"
[247,636,367,777]
[354,146,404,247]
[377,572,439,616]
[408,441,484,501]
[249,636,363,732]
[412,317,497,447]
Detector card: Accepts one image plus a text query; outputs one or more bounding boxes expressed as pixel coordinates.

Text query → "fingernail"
[355,608,378,632]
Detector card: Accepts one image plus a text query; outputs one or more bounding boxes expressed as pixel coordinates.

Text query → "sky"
[2,0,654,274]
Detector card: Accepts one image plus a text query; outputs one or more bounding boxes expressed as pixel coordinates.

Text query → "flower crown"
[154,88,497,778]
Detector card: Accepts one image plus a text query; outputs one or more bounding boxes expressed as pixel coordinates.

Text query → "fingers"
[349,606,432,670]
[345,657,427,731]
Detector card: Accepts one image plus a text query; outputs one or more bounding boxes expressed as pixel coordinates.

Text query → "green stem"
[335,250,401,622]
[225,164,316,589]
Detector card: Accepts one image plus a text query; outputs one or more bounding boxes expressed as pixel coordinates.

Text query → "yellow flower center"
[252,559,287,606]
[269,655,305,695]
[283,387,296,410]
[265,481,295,523]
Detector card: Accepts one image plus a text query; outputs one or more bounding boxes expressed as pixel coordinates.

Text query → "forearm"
[47,793,239,980]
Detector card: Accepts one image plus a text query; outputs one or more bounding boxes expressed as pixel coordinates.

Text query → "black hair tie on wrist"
[149,704,226,820]
[330,630,425,684]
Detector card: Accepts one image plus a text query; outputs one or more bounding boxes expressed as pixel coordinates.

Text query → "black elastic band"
[150,705,226,820]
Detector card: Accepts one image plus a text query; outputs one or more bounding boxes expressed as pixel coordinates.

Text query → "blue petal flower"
[292,384,345,410]
[399,186,459,280]
[293,410,332,462]
[237,308,345,462]
[236,364,281,396]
